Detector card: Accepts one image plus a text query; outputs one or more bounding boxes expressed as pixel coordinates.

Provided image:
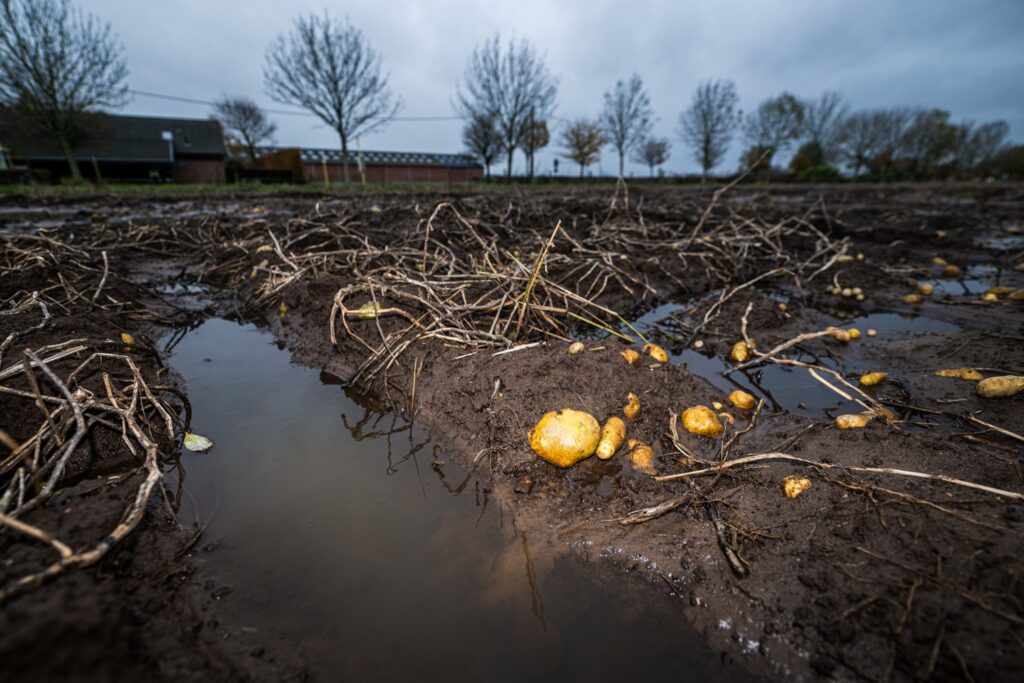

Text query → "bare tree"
[522,115,549,179]
[455,35,558,178]
[631,137,670,177]
[212,96,276,163]
[951,120,1009,178]
[837,111,877,177]
[0,0,128,181]
[677,79,740,180]
[560,118,604,178]
[801,90,848,163]
[600,73,653,177]
[462,111,504,178]
[264,12,401,183]
[742,92,804,168]
[869,107,912,176]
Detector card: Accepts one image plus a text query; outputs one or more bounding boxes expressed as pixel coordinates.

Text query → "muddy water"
[169,319,752,681]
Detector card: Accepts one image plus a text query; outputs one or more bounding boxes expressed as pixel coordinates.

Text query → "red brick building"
[0,110,226,183]
[260,147,483,183]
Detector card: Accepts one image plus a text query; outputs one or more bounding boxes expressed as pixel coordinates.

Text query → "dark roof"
[259,146,480,168]
[0,111,225,162]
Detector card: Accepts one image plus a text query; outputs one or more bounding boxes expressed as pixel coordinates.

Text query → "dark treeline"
[0,0,1020,184]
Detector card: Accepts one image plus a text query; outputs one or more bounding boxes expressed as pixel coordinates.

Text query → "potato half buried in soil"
[528,409,601,468]
[935,368,984,381]
[643,343,669,363]
[596,416,627,460]
[627,438,656,475]
[621,348,640,365]
[682,405,724,437]
[568,341,585,355]
[623,392,640,420]
[976,375,1024,399]
[782,475,811,499]
[835,413,874,429]
[727,390,756,410]
[859,371,887,386]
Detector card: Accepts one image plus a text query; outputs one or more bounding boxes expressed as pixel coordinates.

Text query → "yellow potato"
[902,293,922,304]
[847,328,862,340]
[682,405,724,437]
[1008,289,1024,302]
[528,409,601,468]
[918,283,935,296]
[935,368,983,381]
[278,302,288,317]
[712,401,723,410]
[627,438,656,475]
[835,413,874,429]
[643,343,669,363]
[596,417,627,460]
[782,475,811,499]
[729,340,751,363]
[866,328,877,337]
[568,341,585,355]
[120,332,134,346]
[942,264,962,278]
[932,256,947,266]
[977,375,1024,399]
[859,371,887,386]
[621,349,640,365]
[727,390,756,410]
[981,292,998,302]
[624,392,641,420]
[827,327,851,343]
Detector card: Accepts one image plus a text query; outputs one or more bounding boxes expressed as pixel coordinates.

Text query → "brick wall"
[173,158,226,184]
[301,162,482,184]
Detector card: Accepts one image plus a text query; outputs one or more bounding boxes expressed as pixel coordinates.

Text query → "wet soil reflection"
[169,319,751,681]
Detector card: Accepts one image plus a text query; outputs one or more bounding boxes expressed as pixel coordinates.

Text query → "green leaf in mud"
[354,302,383,319]
[183,432,214,452]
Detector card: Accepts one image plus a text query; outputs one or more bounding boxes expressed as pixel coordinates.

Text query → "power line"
[128,88,463,122]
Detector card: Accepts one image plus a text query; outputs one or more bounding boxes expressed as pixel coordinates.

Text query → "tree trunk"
[506,146,514,178]
[59,133,83,182]
[649,163,655,178]
[528,150,535,179]
[339,133,350,185]
[618,149,624,178]
[579,163,584,178]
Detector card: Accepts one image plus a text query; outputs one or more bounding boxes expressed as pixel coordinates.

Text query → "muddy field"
[1,183,1023,681]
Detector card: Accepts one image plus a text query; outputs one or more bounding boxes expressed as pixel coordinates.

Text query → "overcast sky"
[84,0,1024,177]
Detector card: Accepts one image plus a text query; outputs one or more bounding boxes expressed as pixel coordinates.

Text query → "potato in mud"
[621,348,640,364]
[627,438,656,475]
[782,475,811,499]
[596,416,627,460]
[727,390,756,410]
[935,368,983,381]
[568,341,585,355]
[729,340,751,362]
[623,392,641,420]
[859,371,887,386]
[835,413,874,429]
[528,409,601,468]
[643,343,669,363]
[976,375,1024,399]
[682,405,724,437]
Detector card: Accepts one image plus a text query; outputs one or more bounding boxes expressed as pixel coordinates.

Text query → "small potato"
[1008,289,1024,302]
[918,283,935,296]
[866,328,877,337]
[682,405,724,437]
[711,401,724,410]
[855,293,865,302]
[859,371,887,386]
[942,264,962,278]
[643,343,669,363]
[782,475,812,499]
[987,286,1013,296]
[627,438,656,475]
[932,256,947,266]
[935,368,983,381]
[835,413,874,429]
[596,416,627,460]
[847,328,862,340]
[568,341,585,355]
[857,253,865,261]
[977,375,1024,399]
[729,340,751,363]
[120,332,134,346]
[827,327,851,343]
[727,390,756,410]
[778,303,787,312]
[981,292,998,302]
[719,412,736,426]
[528,409,601,468]
[841,288,854,298]
[621,349,640,364]
[902,293,923,304]
[624,392,641,420]
[278,302,288,317]
[693,339,704,350]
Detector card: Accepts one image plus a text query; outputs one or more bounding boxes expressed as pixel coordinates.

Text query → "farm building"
[0,110,227,183]
[254,146,483,183]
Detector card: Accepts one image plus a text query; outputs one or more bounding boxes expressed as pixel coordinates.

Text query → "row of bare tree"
[0,1,1016,183]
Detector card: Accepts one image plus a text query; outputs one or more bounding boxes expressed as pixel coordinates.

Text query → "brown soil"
[2,183,1023,681]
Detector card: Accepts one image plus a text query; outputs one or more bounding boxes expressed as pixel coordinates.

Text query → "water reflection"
[168,318,750,681]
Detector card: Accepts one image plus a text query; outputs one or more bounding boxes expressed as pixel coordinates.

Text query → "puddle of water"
[169,319,752,681]
[846,312,959,335]
[919,264,999,297]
